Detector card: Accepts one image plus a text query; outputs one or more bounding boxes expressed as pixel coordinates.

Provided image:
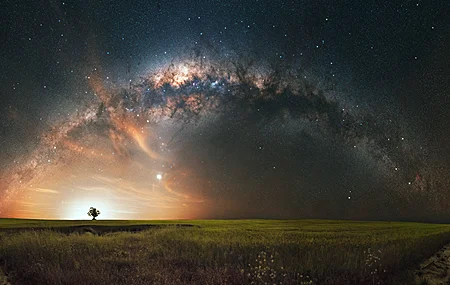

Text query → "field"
[0,219,449,285]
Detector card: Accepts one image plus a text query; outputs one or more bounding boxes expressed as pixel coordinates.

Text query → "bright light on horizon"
[156,174,162,180]
[63,199,112,220]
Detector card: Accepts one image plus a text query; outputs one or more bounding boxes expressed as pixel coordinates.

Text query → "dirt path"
[415,243,450,285]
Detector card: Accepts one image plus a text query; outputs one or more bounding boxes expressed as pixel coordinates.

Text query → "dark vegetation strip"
[0,224,197,235]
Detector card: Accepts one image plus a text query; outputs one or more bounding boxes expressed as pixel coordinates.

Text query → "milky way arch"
[0,51,446,220]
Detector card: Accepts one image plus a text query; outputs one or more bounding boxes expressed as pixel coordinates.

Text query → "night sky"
[1,0,450,221]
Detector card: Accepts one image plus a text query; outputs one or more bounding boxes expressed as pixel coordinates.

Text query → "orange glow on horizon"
[0,58,219,220]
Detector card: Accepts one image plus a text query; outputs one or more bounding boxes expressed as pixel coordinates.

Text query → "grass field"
[0,219,449,284]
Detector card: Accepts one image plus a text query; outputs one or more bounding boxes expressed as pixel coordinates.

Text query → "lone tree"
[87,207,101,220]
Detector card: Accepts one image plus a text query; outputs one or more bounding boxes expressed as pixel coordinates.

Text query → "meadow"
[0,219,449,284]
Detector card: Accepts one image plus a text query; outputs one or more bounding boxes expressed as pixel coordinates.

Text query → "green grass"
[0,219,449,284]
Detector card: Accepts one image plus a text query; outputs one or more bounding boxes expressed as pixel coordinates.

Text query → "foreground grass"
[0,219,449,284]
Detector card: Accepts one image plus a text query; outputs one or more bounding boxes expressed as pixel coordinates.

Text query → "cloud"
[34,188,60,194]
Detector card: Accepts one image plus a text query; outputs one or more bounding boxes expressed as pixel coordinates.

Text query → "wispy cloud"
[34,188,60,194]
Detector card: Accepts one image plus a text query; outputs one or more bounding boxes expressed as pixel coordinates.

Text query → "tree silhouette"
[87,207,101,220]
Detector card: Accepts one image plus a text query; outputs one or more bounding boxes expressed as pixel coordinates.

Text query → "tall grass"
[0,220,449,284]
